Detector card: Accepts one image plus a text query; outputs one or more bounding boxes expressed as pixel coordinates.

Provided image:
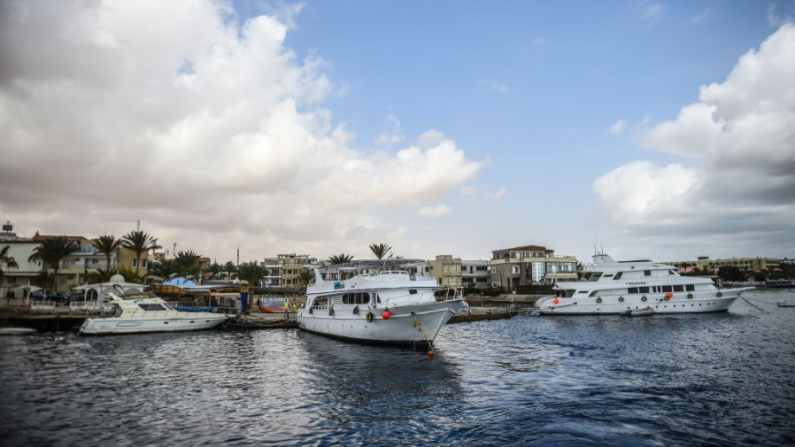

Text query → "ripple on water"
[1,290,794,446]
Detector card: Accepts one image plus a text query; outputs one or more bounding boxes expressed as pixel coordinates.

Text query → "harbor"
[1,289,793,446]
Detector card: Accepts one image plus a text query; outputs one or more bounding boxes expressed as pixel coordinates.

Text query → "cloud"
[632,1,665,23]
[488,187,507,201]
[375,114,404,147]
[768,2,794,28]
[0,0,484,261]
[418,205,453,219]
[594,24,795,256]
[609,119,627,135]
[480,79,510,93]
[691,8,711,23]
[417,129,445,148]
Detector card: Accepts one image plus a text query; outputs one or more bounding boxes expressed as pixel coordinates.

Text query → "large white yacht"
[534,254,752,315]
[298,260,465,348]
[79,280,228,335]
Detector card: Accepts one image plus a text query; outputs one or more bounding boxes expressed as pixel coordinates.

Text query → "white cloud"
[633,1,665,23]
[768,2,794,28]
[375,114,404,147]
[608,119,627,136]
[488,187,507,201]
[481,79,510,93]
[418,205,453,219]
[594,24,795,255]
[692,8,711,23]
[0,0,484,261]
[417,129,445,148]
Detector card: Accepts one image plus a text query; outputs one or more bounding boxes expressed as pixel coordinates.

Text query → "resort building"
[462,260,490,288]
[260,253,318,289]
[668,256,781,273]
[429,255,462,287]
[488,244,578,290]
[0,226,43,297]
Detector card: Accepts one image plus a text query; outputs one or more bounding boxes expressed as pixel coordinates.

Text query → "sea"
[1,290,793,446]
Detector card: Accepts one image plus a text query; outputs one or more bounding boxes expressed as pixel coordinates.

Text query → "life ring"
[596,297,602,304]
[352,305,359,315]
[717,292,723,297]
[366,312,374,323]
[641,295,647,302]
[664,296,670,301]
[687,293,693,299]
[618,296,624,303]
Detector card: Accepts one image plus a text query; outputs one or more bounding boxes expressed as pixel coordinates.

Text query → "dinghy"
[622,307,654,317]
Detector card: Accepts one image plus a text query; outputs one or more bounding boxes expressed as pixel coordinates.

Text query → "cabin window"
[590,291,599,297]
[409,290,417,295]
[138,304,166,311]
[613,272,623,280]
[373,293,382,303]
[639,287,650,293]
[673,285,684,292]
[685,285,695,291]
[662,286,673,293]
[342,293,370,305]
[628,287,639,294]
[584,272,602,282]
[578,290,589,294]
[603,274,613,278]
[669,270,677,275]
[644,270,651,276]
[312,296,328,308]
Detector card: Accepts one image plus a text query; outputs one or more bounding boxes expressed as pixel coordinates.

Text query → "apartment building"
[429,255,462,287]
[489,244,577,290]
[462,260,490,288]
[261,253,318,288]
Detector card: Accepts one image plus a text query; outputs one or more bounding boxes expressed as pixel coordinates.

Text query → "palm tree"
[208,262,223,279]
[89,268,118,283]
[328,253,354,265]
[369,243,392,260]
[236,262,264,286]
[121,230,161,276]
[28,236,79,292]
[174,250,201,277]
[92,235,120,271]
[223,261,237,279]
[148,260,178,280]
[1,245,19,304]
[297,269,314,290]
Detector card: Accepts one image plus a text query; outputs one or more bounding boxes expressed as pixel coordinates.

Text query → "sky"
[1,0,794,265]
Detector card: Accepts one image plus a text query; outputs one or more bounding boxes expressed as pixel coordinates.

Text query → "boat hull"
[297,300,464,346]
[536,289,749,315]
[79,314,227,335]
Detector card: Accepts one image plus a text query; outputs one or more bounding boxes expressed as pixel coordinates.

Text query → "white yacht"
[79,281,228,335]
[534,254,752,315]
[298,260,465,347]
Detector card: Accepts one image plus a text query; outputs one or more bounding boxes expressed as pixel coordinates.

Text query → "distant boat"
[0,327,37,335]
[536,253,752,315]
[777,301,795,308]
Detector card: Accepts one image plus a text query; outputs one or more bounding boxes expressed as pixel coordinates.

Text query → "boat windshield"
[583,272,603,282]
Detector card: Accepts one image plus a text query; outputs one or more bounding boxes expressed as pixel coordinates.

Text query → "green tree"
[207,262,222,279]
[718,266,746,282]
[1,245,20,304]
[121,230,162,276]
[174,250,201,277]
[368,243,392,260]
[118,266,143,283]
[236,262,264,286]
[89,268,119,283]
[148,260,179,280]
[92,235,121,271]
[297,269,314,290]
[328,253,354,265]
[28,236,79,291]
[223,261,237,279]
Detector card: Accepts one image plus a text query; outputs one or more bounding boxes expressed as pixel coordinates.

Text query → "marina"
[1,290,792,446]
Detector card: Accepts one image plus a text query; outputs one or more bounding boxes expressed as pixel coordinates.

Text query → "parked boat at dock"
[535,253,752,315]
[297,260,465,347]
[79,289,229,335]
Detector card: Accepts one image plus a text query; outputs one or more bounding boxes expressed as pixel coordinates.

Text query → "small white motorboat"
[621,307,654,317]
[0,327,37,335]
[777,301,795,308]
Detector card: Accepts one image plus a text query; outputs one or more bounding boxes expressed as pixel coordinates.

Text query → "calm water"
[1,290,794,446]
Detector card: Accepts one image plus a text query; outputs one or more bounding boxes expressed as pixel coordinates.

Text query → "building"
[429,255,462,287]
[669,256,781,273]
[462,260,490,288]
[0,226,43,296]
[260,253,318,289]
[489,244,577,290]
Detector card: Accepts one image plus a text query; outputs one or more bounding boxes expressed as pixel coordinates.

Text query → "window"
[59,276,67,285]
[669,270,676,275]
[578,290,589,294]
[138,304,166,311]
[409,290,417,295]
[142,259,147,268]
[132,259,138,267]
[662,285,673,292]
[639,287,650,293]
[584,272,602,282]
[342,293,370,305]
[512,266,520,274]
[628,287,639,294]
[613,272,623,280]
[685,284,695,291]
[603,274,614,278]
[673,285,684,292]
[644,270,651,276]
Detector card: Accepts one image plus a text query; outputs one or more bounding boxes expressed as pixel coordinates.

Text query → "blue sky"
[2,0,793,264]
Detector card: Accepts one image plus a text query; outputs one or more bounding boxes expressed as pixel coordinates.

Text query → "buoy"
[553,298,560,304]
[382,310,392,320]
[667,292,674,299]
[427,350,435,360]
